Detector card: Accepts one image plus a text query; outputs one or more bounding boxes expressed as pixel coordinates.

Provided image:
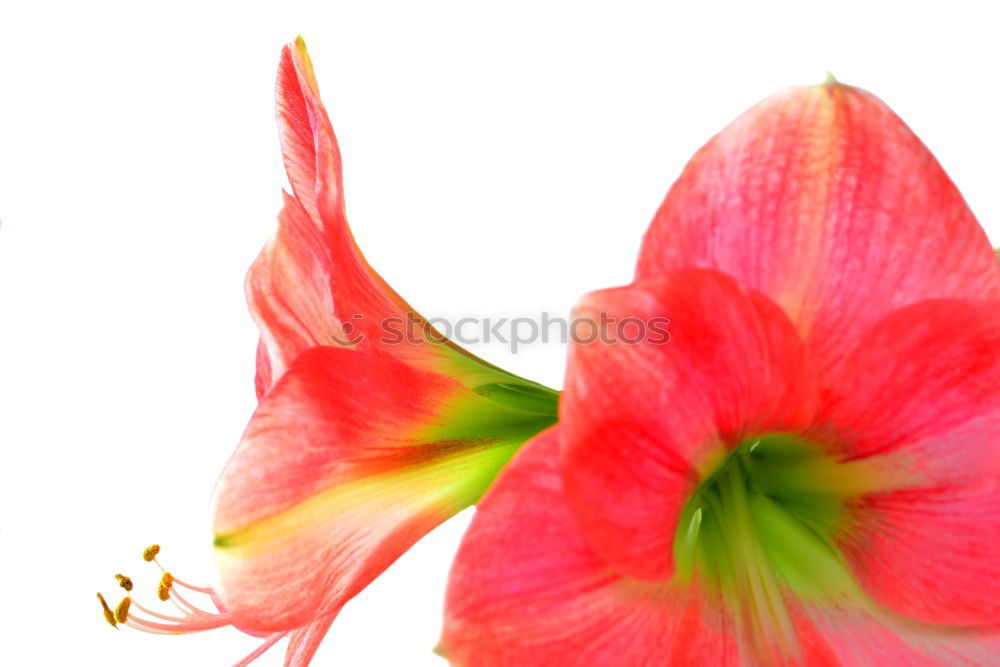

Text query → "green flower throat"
[673,434,875,654]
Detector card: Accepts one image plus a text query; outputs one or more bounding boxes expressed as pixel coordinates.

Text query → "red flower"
[99,38,556,665]
[440,82,1000,665]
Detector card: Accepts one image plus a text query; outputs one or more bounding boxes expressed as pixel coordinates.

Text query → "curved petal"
[212,346,556,632]
[637,81,1000,374]
[247,191,344,395]
[442,429,1000,665]
[440,429,738,666]
[275,37,345,231]
[560,269,818,581]
[283,613,337,667]
[815,299,1000,625]
[793,600,1000,666]
[254,338,273,400]
[251,38,557,406]
[251,37,448,388]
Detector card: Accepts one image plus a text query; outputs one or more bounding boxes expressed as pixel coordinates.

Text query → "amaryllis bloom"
[440,81,1000,664]
[98,38,556,665]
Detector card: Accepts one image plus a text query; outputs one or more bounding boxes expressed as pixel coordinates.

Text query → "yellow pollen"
[143,544,161,561]
[96,592,117,629]
[157,572,173,601]
[114,597,131,624]
[115,574,133,591]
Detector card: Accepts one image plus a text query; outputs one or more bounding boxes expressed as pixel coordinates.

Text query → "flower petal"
[793,599,1000,665]
[441,431,1000,665]
[212,346,555,632]
[816,299,1000,625]
[637,82,1000,374]
[283,613,337,667]
[440,429,738,666]
[560,269,818,581]
[247,191,344,394]
[276,37,345,230]
[252,38,447,389]
[251,39,556,404]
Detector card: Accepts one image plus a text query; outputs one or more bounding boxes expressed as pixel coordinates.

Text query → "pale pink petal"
[794,599,1000,666]
[284,613,337,666]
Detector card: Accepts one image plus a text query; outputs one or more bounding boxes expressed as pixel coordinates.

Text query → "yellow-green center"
[674,434,866,655]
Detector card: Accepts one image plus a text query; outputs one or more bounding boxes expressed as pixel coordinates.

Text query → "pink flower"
[98,38,556,665]
[440,81,1000,665]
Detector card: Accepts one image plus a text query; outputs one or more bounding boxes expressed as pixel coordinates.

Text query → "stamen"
[126,612,232,634]
[234,632,289,667]
[119,545,230,632]
[99,544,286,664]
[124,619,176,635]
[676,435,869,663]
[166,585,216,619]
[686,507,703,547]
[97,592,118,629]
[717,455,796,658]
[675,506,704,579]
[158,572,173,601]
[169,575,215,595]
[115,597,132,624]
[130,597,190,622]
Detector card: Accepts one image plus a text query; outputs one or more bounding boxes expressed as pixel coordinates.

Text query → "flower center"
[673,435,867,659]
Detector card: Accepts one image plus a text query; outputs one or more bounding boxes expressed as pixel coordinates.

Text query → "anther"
[97,592,118,629]
[115,574,133,591]
[143,544,161,562]
[158,572,173,601]
[115,597,132,624]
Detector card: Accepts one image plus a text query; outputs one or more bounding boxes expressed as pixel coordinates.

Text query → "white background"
[1,1,998,665]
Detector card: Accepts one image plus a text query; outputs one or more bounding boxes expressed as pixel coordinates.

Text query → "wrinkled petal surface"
[250,38,533,396]
[815,299,1000,625]
[560,269,818,580]
[248,190,345,392]
[441,429,738,666]
[637,82,1000,374]
[213,346,554,631]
